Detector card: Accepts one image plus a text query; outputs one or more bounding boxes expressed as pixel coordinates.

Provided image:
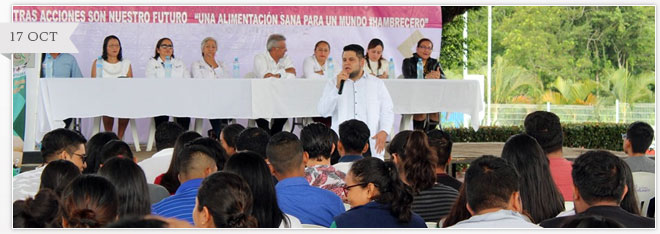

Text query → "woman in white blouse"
[302,40,331,79]
[363,38,389,79]
[91,35,133,140]
[191,37,230,137]
[145,37,191,129]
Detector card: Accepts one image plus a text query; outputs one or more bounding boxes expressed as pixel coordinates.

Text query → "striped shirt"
[412,183,459,222]
[151,178,202,225]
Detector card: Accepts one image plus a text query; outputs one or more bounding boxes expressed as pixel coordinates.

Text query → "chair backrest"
[563,201,574,212]
[632,172,655,217]
[426,221,438,228]
[301,223,326,228]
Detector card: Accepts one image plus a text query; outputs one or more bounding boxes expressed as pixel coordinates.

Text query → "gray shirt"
[624,156,655,173]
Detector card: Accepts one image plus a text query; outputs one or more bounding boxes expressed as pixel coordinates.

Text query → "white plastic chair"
[426,222,438,228]
[91,117,141,152]
[632,172,655,217]
[301,223,326,228]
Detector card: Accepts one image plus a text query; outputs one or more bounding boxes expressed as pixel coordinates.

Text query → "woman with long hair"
[39,159,81,196]
[82,132,118,174]
[363,38,389,79]
[60,174,119,228]
[98,157,151,218]
[155,131,201,194]
[193,172,258,228]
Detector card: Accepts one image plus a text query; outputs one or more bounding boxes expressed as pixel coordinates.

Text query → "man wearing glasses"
[13,128,87,201]
[252,33,297,135]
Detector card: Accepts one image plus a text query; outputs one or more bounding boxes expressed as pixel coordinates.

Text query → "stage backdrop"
[13,5,443,145]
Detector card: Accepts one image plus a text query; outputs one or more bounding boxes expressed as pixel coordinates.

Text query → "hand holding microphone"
[336,70,349,94]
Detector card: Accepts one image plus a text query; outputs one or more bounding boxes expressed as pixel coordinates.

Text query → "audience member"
[82,132,118,174]
[107,216,168,228]
[619,160,642,215]
[330,129,341,165]
[235,127,270,158]
[39,159,81,196]
[152,144,218,225]
[99,139,134,164]
[224,151,302,228]
[440,184,470,228]
[560,215,625,228]
[388,130,458,222]
[60,174,119,228]
[333,119,370,175]
[13,189,61,228]
[524,111,574,201]
[193,172,259,228]
[332,157,426,228]
[501,134,565,223]
[301,123,346,199]
[219,123,245,157]
[540,150,654,228]
[188,137,228,171]
[138,122,184,183]
[449,155,538,228]
[622,121,655,173]
[267,132,344,227]
[98,157,152,217]
[426,129,462,190]
[155,131,202,194]
[13,128,86,201]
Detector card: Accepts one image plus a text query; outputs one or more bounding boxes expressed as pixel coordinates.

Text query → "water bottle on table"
[326,57,334,79]
[44,54,53,78]
[164,56,172,78]
[232,57,240,78]
[388,58,395,79]
[416,58,423,79]
[96,56,103,78]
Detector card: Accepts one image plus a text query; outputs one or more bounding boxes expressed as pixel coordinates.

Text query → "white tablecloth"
[38,78,484,136]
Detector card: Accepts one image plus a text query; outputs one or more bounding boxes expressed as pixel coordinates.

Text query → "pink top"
[549,157,574,201]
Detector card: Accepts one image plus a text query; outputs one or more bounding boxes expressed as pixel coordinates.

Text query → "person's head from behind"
[387,130,437,193]
[107,216,168,228]
[220,124,245,157]
[235,127,270,159]
[193,172,258,228]
[83,132,118,174]
[442,184,471,228]
[100,140,134,166]
[501,134,564,223]
[176,144,218,183]
[346,157,414,223]
[524,111,563,155]
[98,157,151,218]
[266,132,305,179]
[160,131,202,194]
[155,122,184,152]
[624,121,654,155]
[13,189,61,228]
[188,137,226,171]
[338,119,370,156]
[224,151,287,228]
[572,150,628,213]
[560,215,625,228]
[464,155,522,216]
[426,129,453,173]
[60,174,119,228]
[330,128,341,164]
[618,159,640,215]
[342,44,366,79]
[40,128,87,171]
[39,159,81,196]
[300,123,335,166]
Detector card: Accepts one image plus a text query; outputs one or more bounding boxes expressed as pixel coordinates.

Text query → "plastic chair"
[632,172,655,217]
[301,223,326,228]
[563,201,574,212]
[92,117,141,152]
[426,222,438,228]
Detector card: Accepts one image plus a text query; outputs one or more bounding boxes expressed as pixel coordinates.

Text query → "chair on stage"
[632,172,655,217]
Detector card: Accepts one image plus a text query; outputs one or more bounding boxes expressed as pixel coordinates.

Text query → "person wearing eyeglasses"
[331,157,426,228]
[91,35,133,141]
[401,38,446,131]
[145,37,191,129]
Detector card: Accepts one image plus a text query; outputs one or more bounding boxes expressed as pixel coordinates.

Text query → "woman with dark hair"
[219,123,245,157]
[39,159,81,196]
[224,151,302,228]
[440,184,471,228]
[98,157,151,218]
[91,35,133,140]
[13,189,62,228]
[332,157,425,228]
[387,130,458,222]
[146,37,191,129]
[619,160,641,215]
[188,137,228,171]
[60,174,119,228]
[83,132,118,174]
[363,38,389,79]
[99,139,134,164]
[193,172,258,228]
[402,38,445,131]
[155,131,202,194]
[303,40,333,79]
[330,128,341,165]
[501,134,565,223]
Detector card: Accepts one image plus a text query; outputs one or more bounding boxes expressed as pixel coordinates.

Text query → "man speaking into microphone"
[317,44,393,160]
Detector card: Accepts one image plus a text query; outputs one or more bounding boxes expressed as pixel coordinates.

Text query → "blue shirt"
[333,201,426,228]
[151,178,202,225]
[275,177,345,227]
[40,53,83,78]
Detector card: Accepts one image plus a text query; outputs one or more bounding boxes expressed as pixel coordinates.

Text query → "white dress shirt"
[145,57,190,79]
[12,165,45,202]
[303,55,334,79]
[191,59,230,79]
[253,51,296,79]
[138,148,174,184]
[449,209,540,228]
[317,72,394,159]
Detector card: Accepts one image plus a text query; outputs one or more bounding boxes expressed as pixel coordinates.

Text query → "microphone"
[338,80,345,95]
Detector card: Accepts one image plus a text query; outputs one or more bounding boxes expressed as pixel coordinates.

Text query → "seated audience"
[155,131,202,194]
[560,215,625,228]
[235,127,270,159]
[224,151,302,228]
[440,184,470,228]
[501,134,565,223]
[449,155,538,228]
[98,157,152,218]
[330,129,341,165]
[540,150,654,228]
[188,137,228,171]
[388,130,458,222]
[219,123,245,157]
[108,215,193,228]
[301,123,346,199]
[333,120,370,175]
[39,159,81,196]
[267,132,344,227]
[193,172,258,228]
[60,175,119,228]
[151,144,217,225]
[82,132,118,174]
[426,129,462,190]
[622,121,655,173]
[332,157,426,228]
[525,111,574,201]
[13,189,61,228]
[138,122,184,183]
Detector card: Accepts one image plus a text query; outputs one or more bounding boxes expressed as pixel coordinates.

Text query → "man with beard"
[317,44,394,160]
